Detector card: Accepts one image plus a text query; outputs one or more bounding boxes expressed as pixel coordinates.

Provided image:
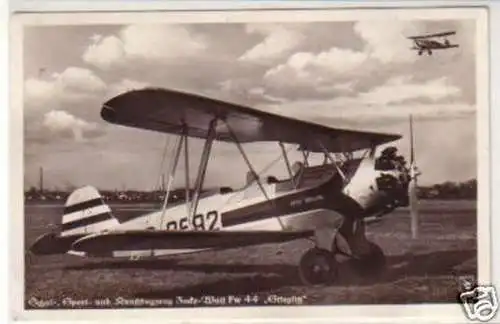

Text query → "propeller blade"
[409,115,415,165]
[409,174,419,239]
[408,114,419,239]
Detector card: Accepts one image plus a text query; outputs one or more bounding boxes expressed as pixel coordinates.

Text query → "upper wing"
[431,31,456,37]
[407,31,456,39]
[71,229,313,256]
[101,88,401,153]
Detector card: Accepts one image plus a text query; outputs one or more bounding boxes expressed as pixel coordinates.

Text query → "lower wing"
[71,230,314,256]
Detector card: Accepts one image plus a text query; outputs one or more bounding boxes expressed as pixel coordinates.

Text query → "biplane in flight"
[30,88,420,285]
[408,31,459,56]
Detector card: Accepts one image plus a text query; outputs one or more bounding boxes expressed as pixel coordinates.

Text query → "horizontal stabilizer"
[71,230,313,255]
[29,232,87,255]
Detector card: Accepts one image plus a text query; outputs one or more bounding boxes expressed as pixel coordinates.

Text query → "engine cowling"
[342,147,410,218]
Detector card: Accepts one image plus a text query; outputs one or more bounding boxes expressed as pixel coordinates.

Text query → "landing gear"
[297,217,387,285]
[350,241,386,277]
[299,248,338,285]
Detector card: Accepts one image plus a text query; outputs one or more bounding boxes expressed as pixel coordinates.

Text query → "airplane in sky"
[30,88,420,285]
[408,31,459,56]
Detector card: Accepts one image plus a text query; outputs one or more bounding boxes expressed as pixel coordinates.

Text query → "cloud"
[83,25,208,69]
[259,19,437,100]
[211,79,286,106]
[259,76,476,127]
[106,79,150,99]
[262,63,462,111]
[266,47,369,79]
[239,24,305,63]
[23,19,478,190]
[24,67,106,112]
[262,98,474,127]
[24,63,152,125]
[352,75,462,105]
[42,110,103,142]
[24,78,56,104]
[82,35,125,70]
[261,47,369,99]
[353,20,420,64]
[259,73,472,127]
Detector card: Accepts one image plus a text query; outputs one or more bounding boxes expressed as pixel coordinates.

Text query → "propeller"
[408,115,421,239]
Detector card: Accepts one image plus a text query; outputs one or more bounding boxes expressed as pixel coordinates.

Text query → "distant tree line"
[24,179,477,203]
[417,179,476,200]
[24,187,227,204]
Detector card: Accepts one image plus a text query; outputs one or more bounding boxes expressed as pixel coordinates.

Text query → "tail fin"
[60,186,119,237]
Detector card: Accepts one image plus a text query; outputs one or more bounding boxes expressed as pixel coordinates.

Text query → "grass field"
[24,200,477,309]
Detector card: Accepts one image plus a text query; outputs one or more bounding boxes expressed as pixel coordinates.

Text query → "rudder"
[61,186,119,237]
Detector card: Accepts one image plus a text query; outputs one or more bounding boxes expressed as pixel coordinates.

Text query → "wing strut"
[159,133,185,229]
[189,118,217,226]
[224,120,270,202]
[148,134,171,227]
[220,150,290,209]
[183,128,191,224]
[279,141,295,187]
[302,150,310,167]
[318,141,347,182]
[223,119,286,230]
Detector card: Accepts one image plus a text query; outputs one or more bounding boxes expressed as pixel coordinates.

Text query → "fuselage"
[31,151,410,259]
[72,154,408,258]
[87,168,345,258]
[413,39,458,50]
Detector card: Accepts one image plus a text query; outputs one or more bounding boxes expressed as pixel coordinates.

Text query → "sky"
[23,18,479,191]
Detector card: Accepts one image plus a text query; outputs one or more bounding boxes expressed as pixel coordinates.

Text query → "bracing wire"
[220,144,294,209]
[146,135,172,227]
[159,135,184,230]
[154,135,173,192]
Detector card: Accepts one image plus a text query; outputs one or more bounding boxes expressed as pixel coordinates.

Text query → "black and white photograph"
[11,7,490,322]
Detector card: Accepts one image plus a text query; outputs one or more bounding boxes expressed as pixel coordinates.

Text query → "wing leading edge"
[101,88,401,153]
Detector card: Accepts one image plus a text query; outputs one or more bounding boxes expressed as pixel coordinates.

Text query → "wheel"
[351,241,386,277]
[299,248,338,285]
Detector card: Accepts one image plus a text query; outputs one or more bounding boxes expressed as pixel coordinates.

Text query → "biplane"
[408,31,459,56]
[30,88,420,285]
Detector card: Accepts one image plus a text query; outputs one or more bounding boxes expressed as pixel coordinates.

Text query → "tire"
[351,241,386,277]
[299,248,338,286]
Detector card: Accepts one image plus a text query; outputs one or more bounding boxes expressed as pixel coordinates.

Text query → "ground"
[24,200,476,309]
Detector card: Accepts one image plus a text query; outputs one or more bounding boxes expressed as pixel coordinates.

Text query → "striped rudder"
[61,186,119,237]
